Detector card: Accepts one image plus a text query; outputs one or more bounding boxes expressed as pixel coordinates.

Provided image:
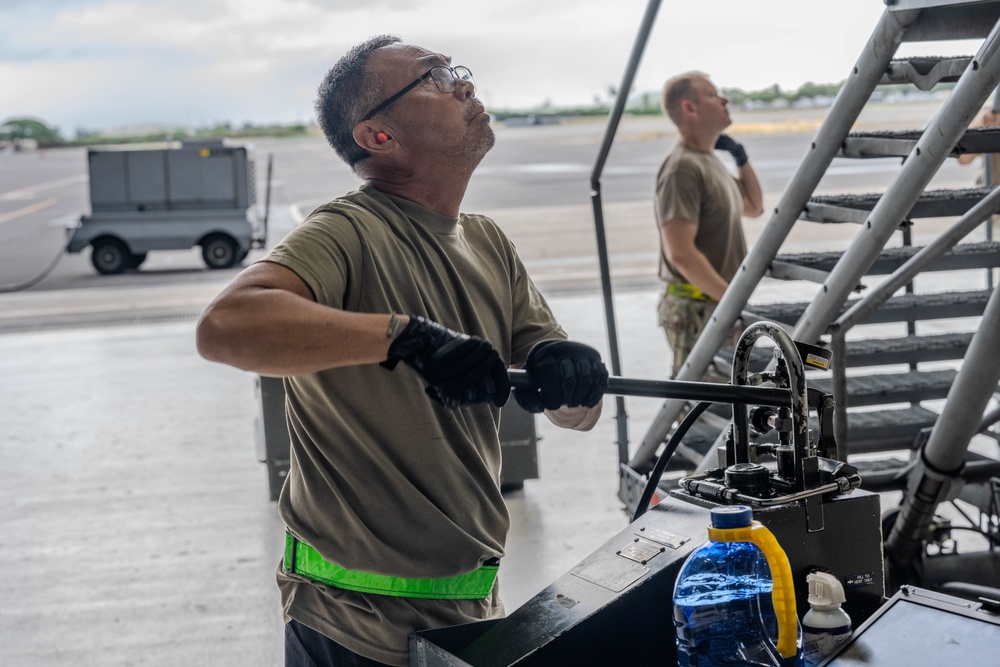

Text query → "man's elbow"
[666,251,697,277]
[195,306,234,364]
[664,248,686,271]
[745,202,765,218]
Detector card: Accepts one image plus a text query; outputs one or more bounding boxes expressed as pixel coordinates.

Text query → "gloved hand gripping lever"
[383,315,510,408]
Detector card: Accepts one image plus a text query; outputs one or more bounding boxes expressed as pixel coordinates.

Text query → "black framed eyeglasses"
[362,65,475,121]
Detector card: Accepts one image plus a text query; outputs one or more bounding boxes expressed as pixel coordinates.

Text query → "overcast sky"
[0,0,974,134]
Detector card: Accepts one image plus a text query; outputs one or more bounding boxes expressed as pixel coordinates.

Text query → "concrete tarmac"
[0,257,673,667]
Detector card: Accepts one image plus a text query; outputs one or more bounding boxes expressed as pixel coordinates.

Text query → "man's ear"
[353,123,393,154]
[681,98,697,116]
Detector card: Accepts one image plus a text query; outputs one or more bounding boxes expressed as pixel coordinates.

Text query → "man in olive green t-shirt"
[655,72,764,378]
[197,36,608,667]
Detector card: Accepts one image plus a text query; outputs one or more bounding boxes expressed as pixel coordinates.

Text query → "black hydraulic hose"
[632,401,712,522]
[0,228,71,293]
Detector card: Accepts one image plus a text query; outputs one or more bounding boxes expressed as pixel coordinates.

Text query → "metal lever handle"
[507,369,790,407]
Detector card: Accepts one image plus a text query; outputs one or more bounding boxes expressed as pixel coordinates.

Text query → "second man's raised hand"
[383,315,510,409]
[715,133,748,167]
[513,339,609,413]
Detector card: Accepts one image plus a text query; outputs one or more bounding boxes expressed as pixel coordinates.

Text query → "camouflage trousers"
[658,289,740,381]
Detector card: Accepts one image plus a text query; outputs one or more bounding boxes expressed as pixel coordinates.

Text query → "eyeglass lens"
[429,66,474,94]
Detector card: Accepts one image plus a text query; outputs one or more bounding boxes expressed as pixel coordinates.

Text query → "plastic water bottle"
[673,505,802,667]
[801,571,852,666]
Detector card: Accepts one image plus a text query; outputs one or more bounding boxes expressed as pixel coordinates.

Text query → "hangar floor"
[1,283,663,666]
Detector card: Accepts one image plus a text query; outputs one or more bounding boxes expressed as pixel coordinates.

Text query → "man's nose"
[455,77,475,99]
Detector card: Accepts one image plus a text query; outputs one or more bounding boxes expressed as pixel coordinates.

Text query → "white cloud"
[0,0,985,132]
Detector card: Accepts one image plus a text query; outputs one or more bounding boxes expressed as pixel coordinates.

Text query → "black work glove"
[715,133,748,167]
[513,340,609,414]
[382,315,511,409]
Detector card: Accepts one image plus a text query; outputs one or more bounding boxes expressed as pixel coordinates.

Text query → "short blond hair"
[662,71,709,126]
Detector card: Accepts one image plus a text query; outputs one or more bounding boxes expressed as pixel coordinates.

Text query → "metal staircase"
[591,0,1000,596]
[629,1,1000,476]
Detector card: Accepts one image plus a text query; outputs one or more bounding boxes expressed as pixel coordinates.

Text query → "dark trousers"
[285,619,393,667]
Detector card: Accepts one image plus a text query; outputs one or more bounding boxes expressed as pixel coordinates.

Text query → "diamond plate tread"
[845,332,974,366]
[801,188,992,224]
[851,451,1000,492]
[846,406,940,454]
[889,1,1000,43]
[718,333,973,372]
[773,241,1000,275]
[841,127,1000,159]
[743,289,992,325]
[809,369,958,407]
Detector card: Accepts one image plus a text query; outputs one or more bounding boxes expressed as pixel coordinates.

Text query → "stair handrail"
[590,0,663,469]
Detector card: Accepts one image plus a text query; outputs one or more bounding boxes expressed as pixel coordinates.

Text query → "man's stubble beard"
[463,122,496,165]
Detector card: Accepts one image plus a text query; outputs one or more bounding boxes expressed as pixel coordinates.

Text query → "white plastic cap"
[807,571,846,610]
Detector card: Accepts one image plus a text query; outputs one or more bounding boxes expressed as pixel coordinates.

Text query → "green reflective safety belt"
[283,532,499,600]
[667,282,713,302]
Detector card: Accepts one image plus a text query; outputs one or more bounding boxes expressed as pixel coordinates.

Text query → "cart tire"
[127,252,147,269]
[201,234,239,270]
[91,238,130,275]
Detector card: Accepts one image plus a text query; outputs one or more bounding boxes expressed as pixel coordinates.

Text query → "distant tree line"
[3,77,958,147]
[0,117,310,148]
[0,118,64,147]
[721,80,954,106]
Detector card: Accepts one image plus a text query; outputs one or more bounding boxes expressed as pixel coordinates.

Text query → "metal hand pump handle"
[507,369,791,408]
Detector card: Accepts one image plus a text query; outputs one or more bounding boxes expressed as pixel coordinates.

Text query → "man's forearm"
[737,162,764,217]
[197,288,400,376]
[673,252,729,301]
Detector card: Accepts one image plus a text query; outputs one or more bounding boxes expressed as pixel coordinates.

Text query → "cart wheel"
[91,238,129,275]
[201,234,239,269]
[127,252,147,269]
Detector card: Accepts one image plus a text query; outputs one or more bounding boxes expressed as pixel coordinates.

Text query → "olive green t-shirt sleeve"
[257,210,362,310]
[505,239,566,365]
[656,157,703,226]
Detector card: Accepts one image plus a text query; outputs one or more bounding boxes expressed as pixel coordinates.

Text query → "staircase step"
[893,1,1000,42]
[772,241,1000,279]
[743,289,993,326]
[840,127,1000,159]
[724,315,982,372]
[843,406,940,454]
[719,333,972,375]
[845,332,975,366]
[801,188,991,224]
[810,369,958,407]
[854,451,1000,492]
[880,56,972,90]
